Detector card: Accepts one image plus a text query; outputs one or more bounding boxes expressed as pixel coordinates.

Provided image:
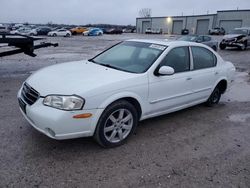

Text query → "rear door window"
[191,46,217,70]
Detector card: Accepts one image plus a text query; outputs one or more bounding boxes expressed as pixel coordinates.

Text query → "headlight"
[43,95,84,111]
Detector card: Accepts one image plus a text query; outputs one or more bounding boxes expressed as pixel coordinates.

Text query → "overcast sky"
[0,0,249,25]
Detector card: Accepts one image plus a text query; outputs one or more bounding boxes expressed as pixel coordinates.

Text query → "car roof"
[127,39,206,48]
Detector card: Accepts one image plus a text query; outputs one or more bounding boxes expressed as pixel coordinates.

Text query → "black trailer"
[0,33,58,57]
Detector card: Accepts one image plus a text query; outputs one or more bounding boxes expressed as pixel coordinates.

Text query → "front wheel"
[65,33,70,37]
[52,33,57,37]
[94,100,138,148]
[205,87,221,107]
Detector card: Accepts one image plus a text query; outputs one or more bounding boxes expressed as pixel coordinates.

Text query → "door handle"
[186,77,192,81]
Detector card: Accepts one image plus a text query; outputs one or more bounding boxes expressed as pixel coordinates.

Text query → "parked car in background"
[36,27,52,35]
[209,27,225,35]
[70,27,88,35]
[219,27,250,50]
[178,35,218,51]
[17,39,235,147]
[0,25,9,34]
[105,28,123,34]
[145,28,162,34]
[181,29,189,35]
[48,29,71,37]
[122,28,136,33]
[10,28,37,36]
[83,28,103,36]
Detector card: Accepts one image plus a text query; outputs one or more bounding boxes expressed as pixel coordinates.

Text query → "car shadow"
[24,102,226,154]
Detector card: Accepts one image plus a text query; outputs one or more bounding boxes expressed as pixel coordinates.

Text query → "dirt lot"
[0,34,250,188]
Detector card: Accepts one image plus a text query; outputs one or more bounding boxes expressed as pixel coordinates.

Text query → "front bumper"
[221,41,244,48]
[17,89,104,140]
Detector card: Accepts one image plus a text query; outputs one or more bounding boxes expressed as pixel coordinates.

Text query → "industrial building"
[136,9,250,34]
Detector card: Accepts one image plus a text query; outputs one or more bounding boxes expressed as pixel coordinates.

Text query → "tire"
[219,43,226,50]
[205,87,221,107]
[94,100,138,148]
[53,33,57,37]
[66,33,70,37]
[240,41,247,51]
[212,45,217,51]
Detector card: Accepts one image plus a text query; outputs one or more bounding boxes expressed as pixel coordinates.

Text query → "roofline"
[217,9,250,12]
[136,14,216,20]
[136,9,250,20]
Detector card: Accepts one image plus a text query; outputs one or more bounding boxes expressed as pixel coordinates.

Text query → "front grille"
[21,83,40,105]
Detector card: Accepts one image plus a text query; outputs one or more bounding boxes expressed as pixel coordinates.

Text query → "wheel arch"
[98,92,144,120]
[213,78,228,94]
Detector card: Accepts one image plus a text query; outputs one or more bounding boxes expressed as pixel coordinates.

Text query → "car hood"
[25,60,142,96]
[223,34,246,39]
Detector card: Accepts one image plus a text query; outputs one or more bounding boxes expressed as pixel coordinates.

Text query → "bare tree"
[139,8,152,18]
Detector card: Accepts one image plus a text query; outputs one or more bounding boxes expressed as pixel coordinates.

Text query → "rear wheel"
[212,45,217,51]
[219,43,226,50]
[94,100,138,148]
[240,41,247,50]
[53,33,57,37]
[205,87,221,107]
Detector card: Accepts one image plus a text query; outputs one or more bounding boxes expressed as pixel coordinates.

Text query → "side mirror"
[158,66,175,76]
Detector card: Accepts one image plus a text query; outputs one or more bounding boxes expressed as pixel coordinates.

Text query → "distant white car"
[17,40,235,147]
[0,25,9,34]
[10,28,37,36]
[48,29,71,37]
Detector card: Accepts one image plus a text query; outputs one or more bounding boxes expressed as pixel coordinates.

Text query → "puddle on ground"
[222,72,250,102]
[229,114,250,123]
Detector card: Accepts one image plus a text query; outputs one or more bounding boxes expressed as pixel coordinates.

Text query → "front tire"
[94,100,138,148]
[53,33,57,37]
[205,87,221,107]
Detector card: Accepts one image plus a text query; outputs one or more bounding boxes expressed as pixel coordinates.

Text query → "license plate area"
[18,98,26,114]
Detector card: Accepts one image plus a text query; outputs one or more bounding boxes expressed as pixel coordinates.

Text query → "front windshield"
[229,29,248,35]
[178,35,198,42]
[92,41,167,73]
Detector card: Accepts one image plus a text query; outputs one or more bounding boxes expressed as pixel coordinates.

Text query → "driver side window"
[160,47,190,73]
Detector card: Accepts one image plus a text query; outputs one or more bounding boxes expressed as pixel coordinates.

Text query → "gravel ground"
[0,34,250,188]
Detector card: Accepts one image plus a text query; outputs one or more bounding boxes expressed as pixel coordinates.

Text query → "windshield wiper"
[98,63,123,71]
[88,58,96,63]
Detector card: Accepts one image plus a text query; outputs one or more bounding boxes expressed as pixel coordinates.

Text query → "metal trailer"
[0,33,58,57]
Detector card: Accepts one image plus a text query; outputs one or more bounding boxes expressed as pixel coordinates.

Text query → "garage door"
[172,21,183,34]
[196,19,209,35]
[142,21,151,34]
[219,20,242,34]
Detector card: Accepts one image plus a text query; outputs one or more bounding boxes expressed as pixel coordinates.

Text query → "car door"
[189,46,219,101]
[58,29,65,36]
[148,46,194,115]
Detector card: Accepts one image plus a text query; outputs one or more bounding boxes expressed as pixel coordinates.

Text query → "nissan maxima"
[18,40,235,147]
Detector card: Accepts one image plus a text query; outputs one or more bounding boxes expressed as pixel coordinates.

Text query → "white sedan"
[48,29,71,37]
[17,40,235,147]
